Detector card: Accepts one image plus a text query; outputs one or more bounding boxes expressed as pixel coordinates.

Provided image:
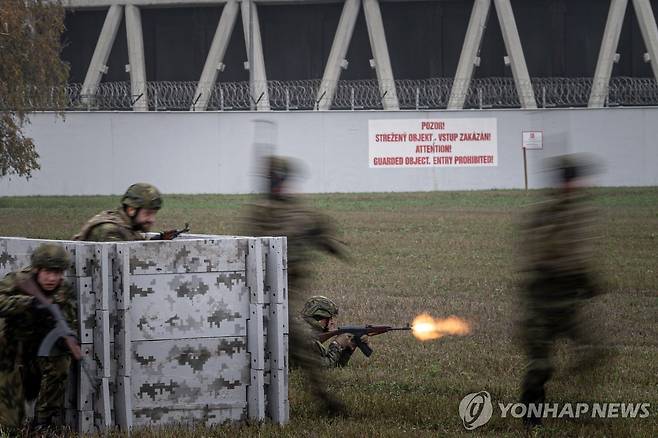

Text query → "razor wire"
[5,77,658,111]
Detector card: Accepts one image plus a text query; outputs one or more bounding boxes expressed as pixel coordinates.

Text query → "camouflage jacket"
[300,317,354,368]
[73,208,145,242]
[244,197,343,283]
[521,191,600,312]
[0,269,77,361]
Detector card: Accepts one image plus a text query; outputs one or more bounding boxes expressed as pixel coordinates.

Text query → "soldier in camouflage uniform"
[73,183,163,241]
[0,244,77,430]
[302,296,361,368]
[519,155,604,427]
[243,156,348,415]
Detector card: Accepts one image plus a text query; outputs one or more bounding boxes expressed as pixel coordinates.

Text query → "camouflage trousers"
[520,307,601,410]
[0,349,70,428]
[289,315,330,388]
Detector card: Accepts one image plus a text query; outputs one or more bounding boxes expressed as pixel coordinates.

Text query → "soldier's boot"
[521,368,551,428]
[520,387,545,428]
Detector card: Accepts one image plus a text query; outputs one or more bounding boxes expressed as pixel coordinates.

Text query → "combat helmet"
[31,243,71,271]
[265,156,291,194]
[548,154,598,183]
[302,296,339,329]
[121,183,162,210]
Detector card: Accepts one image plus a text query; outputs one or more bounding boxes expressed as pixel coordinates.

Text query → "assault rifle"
[317,324,411,357]
[151,222,190,240]
[17,278,96,384]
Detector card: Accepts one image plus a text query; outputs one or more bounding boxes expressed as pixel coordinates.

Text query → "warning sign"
[369,118,498,168]
[522,131,543,149]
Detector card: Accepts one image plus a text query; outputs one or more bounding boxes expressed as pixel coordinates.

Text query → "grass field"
[0,188,656,437]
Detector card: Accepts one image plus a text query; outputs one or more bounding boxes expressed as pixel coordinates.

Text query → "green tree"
[0,0,68,179]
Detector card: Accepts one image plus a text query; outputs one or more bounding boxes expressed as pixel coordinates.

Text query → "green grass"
[1,187,656,437]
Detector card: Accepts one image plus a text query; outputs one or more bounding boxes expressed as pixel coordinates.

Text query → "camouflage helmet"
[266,156,291,189]
[302,296,339,320]
[264,156,305,195]
[31,243,71,271]
[121,183,163,210]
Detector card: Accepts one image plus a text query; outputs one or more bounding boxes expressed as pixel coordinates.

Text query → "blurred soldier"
[519,154,604,427]
[302,296,362,368]
[0,244,77,430]
[243,156,348,415]
[73,183,162,241]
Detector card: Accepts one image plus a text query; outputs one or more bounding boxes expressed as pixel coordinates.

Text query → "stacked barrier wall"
[0,235,288,433]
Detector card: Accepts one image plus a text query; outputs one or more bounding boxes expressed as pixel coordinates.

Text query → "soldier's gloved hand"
[334,333,357,351]
[160,230,177,240]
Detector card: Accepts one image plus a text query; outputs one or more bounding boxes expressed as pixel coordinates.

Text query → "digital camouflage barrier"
[0,235,289,433]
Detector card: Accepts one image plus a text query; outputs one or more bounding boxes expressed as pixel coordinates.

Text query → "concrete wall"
[1,108,657,196]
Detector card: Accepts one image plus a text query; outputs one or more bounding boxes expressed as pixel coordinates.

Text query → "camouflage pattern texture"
[299,296,354,367]
[131,338,249,426]
[117,237,271,426]
[133,405,246,426]
[0,265,76,427]
[121,183,162,211]
[129,272,249,340]
[0,235,289,431]
[75,278,94,344]
[30,244,71,270]
[0,238,97,431]
[261,238,289,423]
[244,198,341,284]
[126,239,248,275]
[73,208,146,242]
[0,238,80,278]
[300,319,355,368]
[519,190,604,415]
